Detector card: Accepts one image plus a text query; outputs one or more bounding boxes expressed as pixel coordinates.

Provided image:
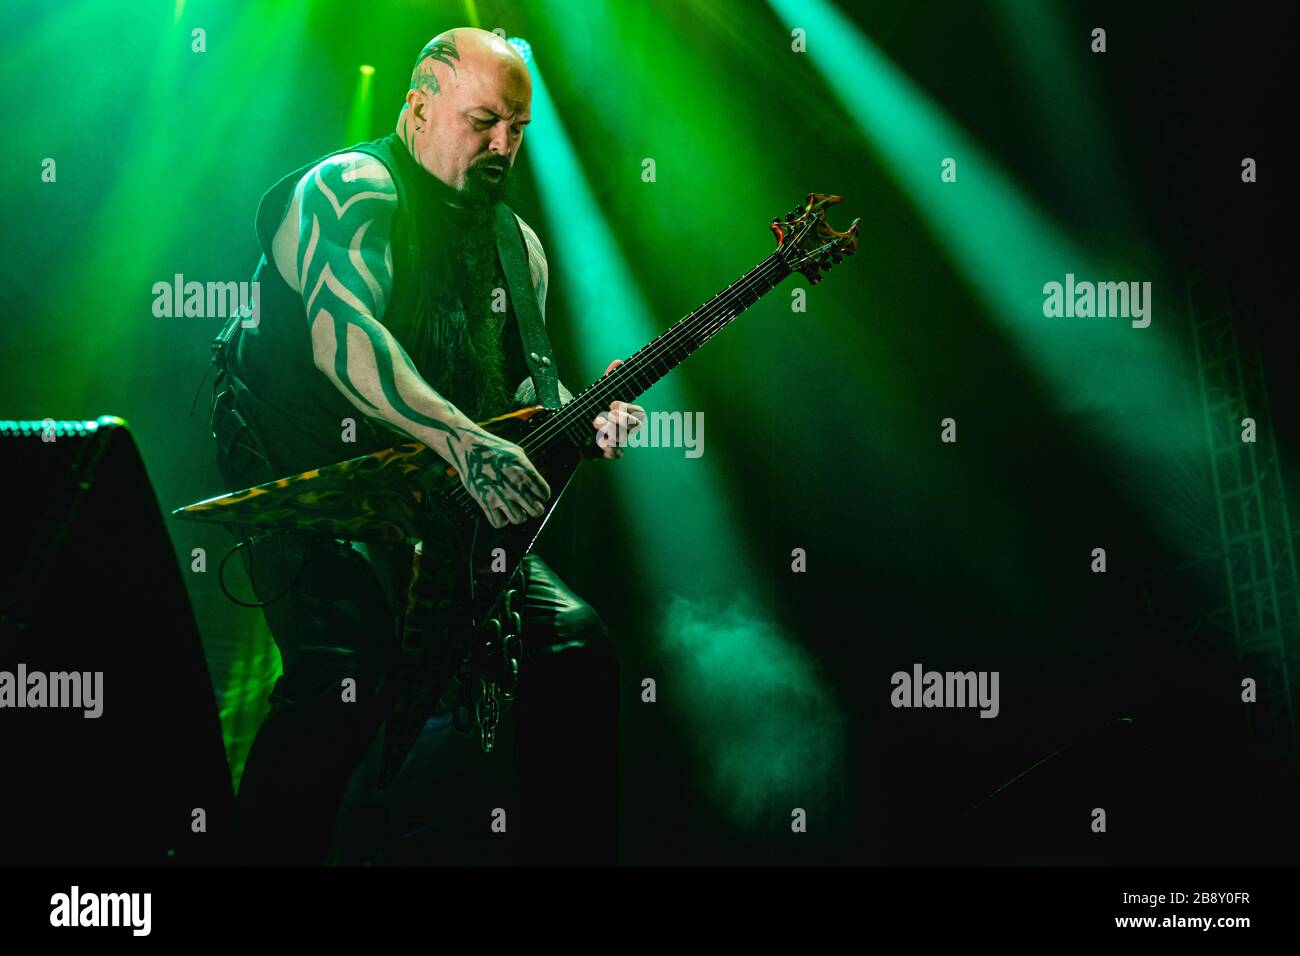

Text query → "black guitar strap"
[494,204,564,410]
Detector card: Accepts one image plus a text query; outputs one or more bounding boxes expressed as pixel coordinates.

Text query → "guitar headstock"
[770,193,861,284]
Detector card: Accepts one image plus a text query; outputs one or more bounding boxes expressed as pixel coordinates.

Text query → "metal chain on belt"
[452,566,526,753]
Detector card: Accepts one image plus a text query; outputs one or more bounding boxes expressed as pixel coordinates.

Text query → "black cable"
[217,529,307,608]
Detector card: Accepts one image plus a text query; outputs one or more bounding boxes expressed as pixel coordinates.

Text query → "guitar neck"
[542,251,791,448]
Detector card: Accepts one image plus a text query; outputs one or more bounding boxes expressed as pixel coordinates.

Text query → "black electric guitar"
[175,193,859,786]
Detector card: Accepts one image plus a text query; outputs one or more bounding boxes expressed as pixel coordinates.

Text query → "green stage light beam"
[512,37,843,827]
[766,0,1205,494]
[48,0,309,402]
[990,0,1134,231]
[346,63,375,142]
[511,36,751,599]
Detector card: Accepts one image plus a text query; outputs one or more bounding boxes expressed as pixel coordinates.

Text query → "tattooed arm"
[293,152,550,527]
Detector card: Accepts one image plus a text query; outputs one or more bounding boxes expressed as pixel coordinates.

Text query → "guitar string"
[478,222,821,465]
[514,217,838,455]
[441,253,789,515]
[443,219,838,514]
[444,239,830,515]
[537,254,787,440]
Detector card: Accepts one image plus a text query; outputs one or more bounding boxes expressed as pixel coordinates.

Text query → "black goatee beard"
[460,154,511,207]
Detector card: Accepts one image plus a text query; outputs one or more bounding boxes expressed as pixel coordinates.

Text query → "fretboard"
[536,251,792,452]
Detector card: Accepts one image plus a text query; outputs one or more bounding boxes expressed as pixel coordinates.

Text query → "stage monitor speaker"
[0,417,232,865]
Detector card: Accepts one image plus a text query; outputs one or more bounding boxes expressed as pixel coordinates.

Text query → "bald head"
[396,28,532,205]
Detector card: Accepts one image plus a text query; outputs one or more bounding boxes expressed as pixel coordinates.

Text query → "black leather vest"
[213,133,562,478]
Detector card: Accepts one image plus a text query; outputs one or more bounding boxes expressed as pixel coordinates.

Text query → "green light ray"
[990,0,1134,228]
[517,42,752,595]
[346,64,375,142]
[49,0,308,402]
[767,0,1205,498]
[518,39,843,827]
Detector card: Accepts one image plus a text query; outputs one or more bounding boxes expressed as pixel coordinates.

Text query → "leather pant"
[210,369,619,865]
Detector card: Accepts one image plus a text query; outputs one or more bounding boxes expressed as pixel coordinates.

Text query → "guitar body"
[177,401,582,627]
